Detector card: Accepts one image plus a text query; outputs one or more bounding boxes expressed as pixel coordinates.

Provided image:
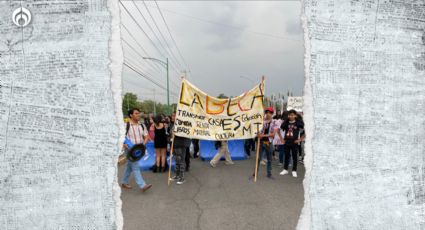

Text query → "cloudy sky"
[120,1,304,104]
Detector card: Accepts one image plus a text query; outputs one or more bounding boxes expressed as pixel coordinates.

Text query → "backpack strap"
[125,122,130,136]
[126,122,146,138]
[140,123,146,133]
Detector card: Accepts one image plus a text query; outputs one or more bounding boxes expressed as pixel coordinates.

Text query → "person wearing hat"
[121,108,152,192]
[253,107,277,179]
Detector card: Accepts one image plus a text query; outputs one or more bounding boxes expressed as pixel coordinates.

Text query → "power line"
[120,0,186,83]
[143,0,185,71]
[122,25,183,85]
[151,4,302,42]
[124,61,178,96]
[131,0,184,71]
[154,0,192,72]
[119,1,167,59]
[121,23,163,73]
[124,58,181,93]
[122,38,161,75]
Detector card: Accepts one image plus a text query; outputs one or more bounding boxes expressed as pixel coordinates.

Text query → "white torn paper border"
[298,0,425,229]
[108,0,125,229]
[0,1,124,229]
[296,1,313,229]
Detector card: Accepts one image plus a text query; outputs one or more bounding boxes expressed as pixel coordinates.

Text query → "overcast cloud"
[121,1,304,103]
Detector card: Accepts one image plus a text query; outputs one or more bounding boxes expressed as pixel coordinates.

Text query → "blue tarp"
[137,140,248,171]
[138,141,175,171]
[199,140,247,161]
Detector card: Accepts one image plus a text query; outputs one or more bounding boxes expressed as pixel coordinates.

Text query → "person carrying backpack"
[120,108,152,192]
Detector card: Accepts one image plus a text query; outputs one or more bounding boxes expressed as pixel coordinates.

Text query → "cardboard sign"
[287,96,303,112]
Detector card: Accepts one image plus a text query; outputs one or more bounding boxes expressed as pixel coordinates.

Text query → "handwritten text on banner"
[174,79,265,140]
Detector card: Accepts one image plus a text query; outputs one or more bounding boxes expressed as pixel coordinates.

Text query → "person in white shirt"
[121,108,152,192]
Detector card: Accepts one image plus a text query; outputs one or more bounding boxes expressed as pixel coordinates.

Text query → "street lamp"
[143,57,169,113]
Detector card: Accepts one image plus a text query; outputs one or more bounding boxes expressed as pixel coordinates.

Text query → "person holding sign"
[120,108,152,192]
[210,140,234,167]
[278,110,305,177]
[169,112,192,185]
[254,107,276,179]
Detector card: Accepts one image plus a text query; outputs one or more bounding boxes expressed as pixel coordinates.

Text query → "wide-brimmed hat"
[127,144,146,162]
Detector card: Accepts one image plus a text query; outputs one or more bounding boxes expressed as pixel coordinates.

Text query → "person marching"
[121,108,152,192]
[254,107,276,179]
[210,140,234,167]
[278,109,305,177]
[169,112,192,185]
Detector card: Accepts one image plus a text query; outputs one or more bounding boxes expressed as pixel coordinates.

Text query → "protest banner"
[173,79,265,140]
[287,96,303,112]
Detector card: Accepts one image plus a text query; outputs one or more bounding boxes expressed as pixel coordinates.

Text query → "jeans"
[185,146,190,169]
[284,144,298,171]
[192,139,200,157]
[277,144,285,164]
[257,142,272,176]
[174,147,186,179]
[244,139,255,156]
[121,160,146,188]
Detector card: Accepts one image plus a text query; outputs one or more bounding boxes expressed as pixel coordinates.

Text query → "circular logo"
[12,7,31,27]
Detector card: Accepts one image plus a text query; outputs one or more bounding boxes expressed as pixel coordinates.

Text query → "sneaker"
[209,161,216,168]
[177,178,186,185]
[169,175,179,181]
[277,162,283,166]
[260,160,266,165]
[224,161,234,165]
[279,169,289,176]
[141,184,152,192]
[292,171,297,177]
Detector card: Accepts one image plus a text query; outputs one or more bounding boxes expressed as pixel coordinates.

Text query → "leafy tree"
[217,93,228,99]
[122,93,139,115]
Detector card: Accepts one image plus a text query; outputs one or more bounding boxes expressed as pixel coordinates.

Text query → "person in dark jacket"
[169,112,191,184]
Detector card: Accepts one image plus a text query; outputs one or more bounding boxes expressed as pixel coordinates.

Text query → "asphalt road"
[119,156,305,230]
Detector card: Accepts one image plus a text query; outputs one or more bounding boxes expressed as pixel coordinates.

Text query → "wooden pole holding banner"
[168,76,184,186]
[254,76,265,182]
[254,137,261,182]
[167,135,175,186]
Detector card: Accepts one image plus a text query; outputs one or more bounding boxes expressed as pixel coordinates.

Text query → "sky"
[120,1,304,104]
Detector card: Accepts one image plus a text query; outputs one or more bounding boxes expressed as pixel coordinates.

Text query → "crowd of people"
[120,107,305,192]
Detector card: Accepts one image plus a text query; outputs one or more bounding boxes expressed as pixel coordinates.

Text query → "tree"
[122,93,139,115]
[217,93,228,99]
[138,100,176,116]
[122,92,176,117]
